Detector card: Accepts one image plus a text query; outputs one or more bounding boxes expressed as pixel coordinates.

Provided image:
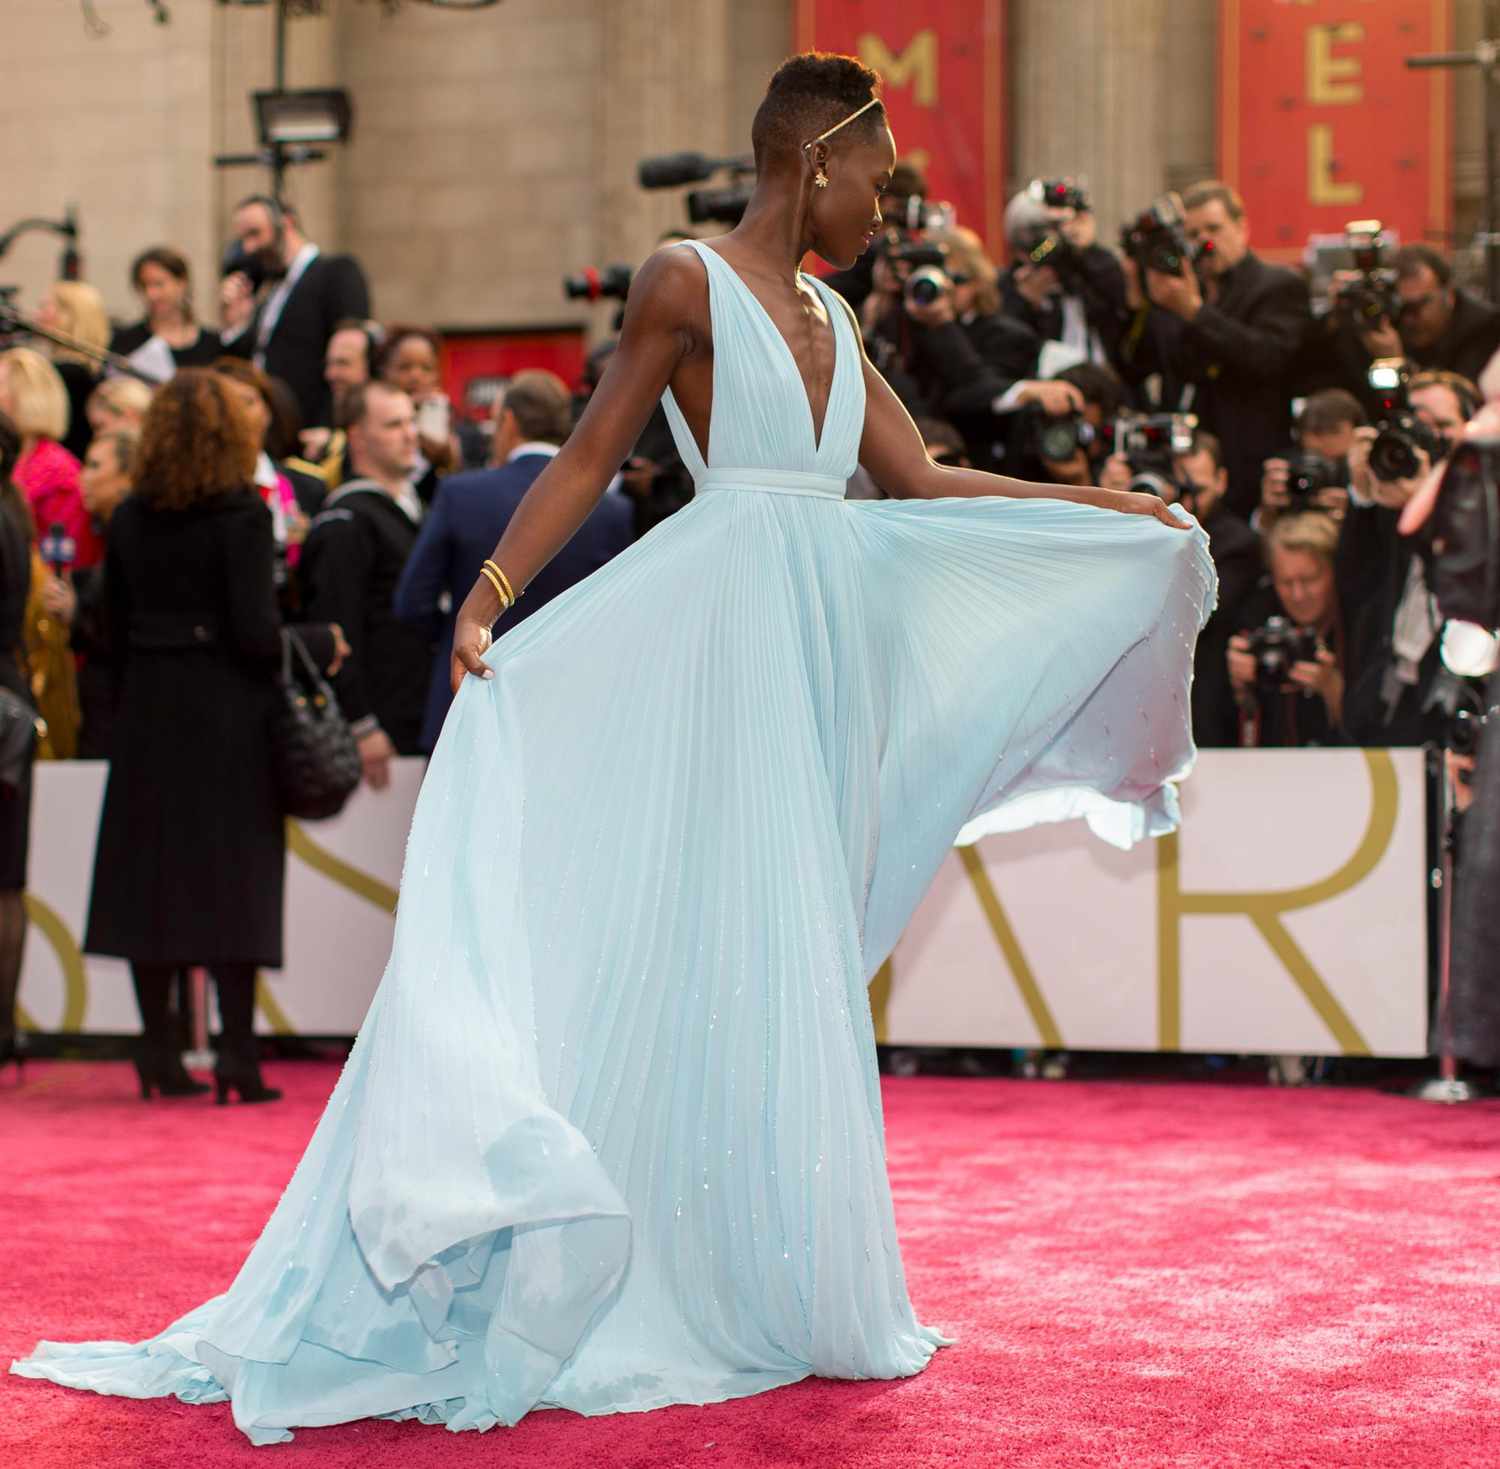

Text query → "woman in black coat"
[84,370,342,1103]
[0,412,37,1078]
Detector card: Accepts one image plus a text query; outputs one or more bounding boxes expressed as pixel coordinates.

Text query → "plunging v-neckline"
[699,244,840,457]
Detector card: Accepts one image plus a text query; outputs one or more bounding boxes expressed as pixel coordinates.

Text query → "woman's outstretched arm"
[841,294,1190,529]
[450,247,702,688]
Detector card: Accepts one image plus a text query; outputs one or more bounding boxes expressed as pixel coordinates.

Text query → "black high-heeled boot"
[213,1041,281,1105]
[132,1037,211,1099]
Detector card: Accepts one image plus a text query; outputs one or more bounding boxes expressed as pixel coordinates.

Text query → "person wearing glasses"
[1308,244,1500,421]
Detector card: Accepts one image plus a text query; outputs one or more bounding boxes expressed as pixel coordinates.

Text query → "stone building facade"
[2,0,1491,346]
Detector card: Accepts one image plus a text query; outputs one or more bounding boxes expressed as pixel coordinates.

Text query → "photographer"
[1338,369,1479,745]
[1309,244,1500,415]
[1010,361,1123,487]
[1228,513,1348,747]
[1101,428,1260,746]
[1257,388,1365,531]
[998,183,1128,371]
[1118,181,1311,518]
[863,226,1050,474]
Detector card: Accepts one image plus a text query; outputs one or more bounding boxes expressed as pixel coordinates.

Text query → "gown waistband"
[695,468,847,501]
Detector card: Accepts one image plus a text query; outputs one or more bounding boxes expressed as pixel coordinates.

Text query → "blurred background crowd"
[3,173,1493,778]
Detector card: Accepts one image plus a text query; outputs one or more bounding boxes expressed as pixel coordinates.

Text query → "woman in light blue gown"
[13,54,1215,1444]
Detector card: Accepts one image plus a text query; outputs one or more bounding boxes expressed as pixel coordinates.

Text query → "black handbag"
[271,628,362,820]
[0,686,38,793]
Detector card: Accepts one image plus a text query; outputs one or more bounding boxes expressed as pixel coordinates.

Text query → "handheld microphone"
[40,522,77,579]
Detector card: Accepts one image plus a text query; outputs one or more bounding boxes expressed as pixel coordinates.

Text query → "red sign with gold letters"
[794,1,1007,255]
[1218,0,1452,260]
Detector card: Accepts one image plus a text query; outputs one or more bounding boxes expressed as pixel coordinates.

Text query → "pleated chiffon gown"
[12,238,1218,1443]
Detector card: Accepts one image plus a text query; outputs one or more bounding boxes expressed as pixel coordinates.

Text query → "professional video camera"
[637,151,756,227]
[1113,411,1197,498]
[1369,358,1447,482]
[1119,192,1209,277]
[562,264,633,304]
[1246,616,1323,696]
[1335,219,1400,329]
[1285,451,1350,509]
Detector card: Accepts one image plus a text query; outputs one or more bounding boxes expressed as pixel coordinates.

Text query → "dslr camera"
[1120,192,1210,277]
[1113,411,1197,498]
[1368,358,1447,482]
[1032,413,1099,464]
[1284,451,1349,510]
[1012,178,1091,281]
[1246,616,1323,696]
[1335,219,1399,329]
[874,229,953,307]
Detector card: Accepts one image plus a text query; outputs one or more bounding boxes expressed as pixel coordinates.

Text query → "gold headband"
[801,94,882,159]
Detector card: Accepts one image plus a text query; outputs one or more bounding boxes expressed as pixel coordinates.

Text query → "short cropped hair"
[1267,510,1340,567]
[1181,428,1225,474]
[502,369,572,444]
[751,52,886,171]
[1182,179,1246,221]
[1298,388,1366,437]
[0,348,69,442]
[1394,244,1452,287]
[337,378,407,433]
[1055,361,1124,422]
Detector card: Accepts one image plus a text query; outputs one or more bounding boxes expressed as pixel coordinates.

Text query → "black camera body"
[1030,177,1089,213]
[1114,411,1197,498]
[1336,218,1400,328]
[1338,272,1400,329]
[1120,193,1208,278]
[1367,358,1447,483]
[1032,412,1098,464]
[1285,451,1349,508]
[1247,616,1322,695]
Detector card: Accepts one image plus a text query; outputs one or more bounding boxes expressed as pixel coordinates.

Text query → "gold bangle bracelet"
[483,559,517,603]
[478,564,512,613]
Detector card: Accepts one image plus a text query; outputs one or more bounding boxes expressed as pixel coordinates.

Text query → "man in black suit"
[220,195,371,430]
[1118,180,1311,518]
[393,370,634,753]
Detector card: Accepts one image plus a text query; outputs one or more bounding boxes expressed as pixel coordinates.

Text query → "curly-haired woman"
[81,369,346,1104]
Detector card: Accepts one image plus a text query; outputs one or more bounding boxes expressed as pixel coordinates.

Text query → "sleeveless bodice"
[661,238,864,500]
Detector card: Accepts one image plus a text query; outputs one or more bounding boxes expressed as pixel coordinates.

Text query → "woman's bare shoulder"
[625,242,710,338]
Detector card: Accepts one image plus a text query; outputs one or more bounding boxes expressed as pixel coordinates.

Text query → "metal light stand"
[1409,741,1480,1102]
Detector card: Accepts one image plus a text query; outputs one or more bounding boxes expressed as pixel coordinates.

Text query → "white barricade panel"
[883,748,1428,1057]
[18,749,1428,1055]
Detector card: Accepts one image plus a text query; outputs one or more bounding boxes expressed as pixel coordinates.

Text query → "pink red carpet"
[2,1061,1497,1467]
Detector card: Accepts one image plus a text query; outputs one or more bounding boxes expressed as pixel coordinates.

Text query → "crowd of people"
[822,171,1496,775]
[0,176,1490,1086]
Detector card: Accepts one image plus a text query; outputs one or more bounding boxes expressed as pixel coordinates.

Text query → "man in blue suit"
[394,369,634,752]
